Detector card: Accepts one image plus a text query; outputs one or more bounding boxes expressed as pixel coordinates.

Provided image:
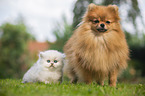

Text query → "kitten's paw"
[22,81,27,83]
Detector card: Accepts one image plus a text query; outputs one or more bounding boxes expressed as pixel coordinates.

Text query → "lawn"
[0,79,145,96]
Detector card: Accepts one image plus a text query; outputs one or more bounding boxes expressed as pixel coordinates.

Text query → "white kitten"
[22,50,64,84]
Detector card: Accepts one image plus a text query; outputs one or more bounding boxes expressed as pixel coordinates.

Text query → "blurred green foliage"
[49,16,72,52]
[0,22,33,78]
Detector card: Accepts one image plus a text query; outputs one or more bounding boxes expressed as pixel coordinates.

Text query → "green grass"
[0,79,145,96]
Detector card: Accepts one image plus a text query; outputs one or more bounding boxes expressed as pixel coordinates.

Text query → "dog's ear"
[108,5,120,20]
[88,3,97,11]
[108,5,119,12]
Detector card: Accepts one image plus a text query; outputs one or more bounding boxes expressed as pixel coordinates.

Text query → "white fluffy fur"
[22,50,64,84]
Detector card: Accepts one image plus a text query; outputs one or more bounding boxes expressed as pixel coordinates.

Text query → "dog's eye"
[93,20,99,23]
[54,60,58,63]
[106,21,110,24]
[47,60,50,63]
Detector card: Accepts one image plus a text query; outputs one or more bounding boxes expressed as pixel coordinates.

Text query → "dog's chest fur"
[75,31,122,72]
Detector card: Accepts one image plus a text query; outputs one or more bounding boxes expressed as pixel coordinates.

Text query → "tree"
[0,22,33,78]
[73,0,93,28]
[49,16,72,52]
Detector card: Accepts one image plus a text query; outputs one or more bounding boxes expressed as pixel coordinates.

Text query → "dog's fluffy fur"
[22,50,64,84]
[63,4,129,86]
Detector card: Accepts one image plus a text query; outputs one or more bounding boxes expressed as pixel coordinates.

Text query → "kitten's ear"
[108,5,119,12]
[39,52,44,58]
[62,53,66,59]
[88,3,97,11]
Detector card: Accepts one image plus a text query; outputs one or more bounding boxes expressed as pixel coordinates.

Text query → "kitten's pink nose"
[50,63,54,67]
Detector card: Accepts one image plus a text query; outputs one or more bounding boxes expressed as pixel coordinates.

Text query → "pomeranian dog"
[22,50,65,84]
[63,3,129,87]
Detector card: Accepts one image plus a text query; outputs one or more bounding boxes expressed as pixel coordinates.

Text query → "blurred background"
[0,0,145,83]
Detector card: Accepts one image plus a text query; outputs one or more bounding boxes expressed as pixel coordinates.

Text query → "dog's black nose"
[100,24,105,28]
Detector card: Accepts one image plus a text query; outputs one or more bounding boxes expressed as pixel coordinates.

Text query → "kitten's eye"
[106,21,110,24]
[47,60,50,63]
[54,60,58,63]
[93,20,99,23]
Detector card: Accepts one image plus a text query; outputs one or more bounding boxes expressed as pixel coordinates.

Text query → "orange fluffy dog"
[63,3,129,87]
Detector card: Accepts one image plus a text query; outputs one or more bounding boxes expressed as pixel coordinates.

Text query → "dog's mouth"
[97,28,107,32]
